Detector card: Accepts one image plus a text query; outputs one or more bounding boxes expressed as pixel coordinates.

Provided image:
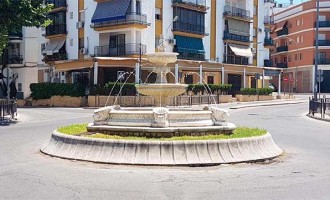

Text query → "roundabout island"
[41,46,283,166]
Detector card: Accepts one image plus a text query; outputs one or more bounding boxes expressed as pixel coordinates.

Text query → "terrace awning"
[42,38,66,55]
[229,44,253,57]
[174,35,205,54]
[91,0,131,23]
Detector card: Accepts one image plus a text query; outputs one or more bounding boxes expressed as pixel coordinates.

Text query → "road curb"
[41,131,283,166]
[307,114,330,122]
[229,100,307,109]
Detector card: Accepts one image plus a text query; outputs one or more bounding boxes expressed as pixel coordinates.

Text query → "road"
[0,102,330,200]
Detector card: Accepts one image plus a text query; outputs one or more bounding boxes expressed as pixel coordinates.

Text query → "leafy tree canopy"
[0,0,52,54]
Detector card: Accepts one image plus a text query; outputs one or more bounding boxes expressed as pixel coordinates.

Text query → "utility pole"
[314,0,320,100]
[139,43,142,83]
[2,48,10,100]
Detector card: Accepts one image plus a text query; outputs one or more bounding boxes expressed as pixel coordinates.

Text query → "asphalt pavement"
[0,100,330,200]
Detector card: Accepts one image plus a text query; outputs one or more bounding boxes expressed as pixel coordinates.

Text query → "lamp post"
[314,0,320,100]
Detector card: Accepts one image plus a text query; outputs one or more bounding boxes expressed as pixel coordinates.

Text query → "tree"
[0,0,52,55]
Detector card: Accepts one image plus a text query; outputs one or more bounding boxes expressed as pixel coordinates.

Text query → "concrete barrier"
[41,131,283,166]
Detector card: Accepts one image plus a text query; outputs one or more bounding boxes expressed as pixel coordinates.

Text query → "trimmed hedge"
[240,87,274,96]
[30,83,85,100]
[187,84,232,95]
[89,82,137,96]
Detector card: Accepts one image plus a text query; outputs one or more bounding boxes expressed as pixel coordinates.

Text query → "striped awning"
[174,35,205,54]
[91,0,131,23]
[229,44,253,57]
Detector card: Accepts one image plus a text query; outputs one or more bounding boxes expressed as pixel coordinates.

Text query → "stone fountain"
[87,41,237,135]
[135,52,187,107]
[41,39,283,166]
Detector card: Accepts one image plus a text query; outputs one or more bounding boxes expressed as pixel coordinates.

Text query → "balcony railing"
[264,0,275,3]
[45,24,67,36]
[264,16,274,25]
[276,63,288,68]
[223,5,251,20]
[315,40,330,46]
[172,0,207,8]
[276,28,288,37]
[45,0,67,8]
[264,38,273,46]
[223,54,249,65]
[316,21,330,28]
[223,31,250,43]
[314,58,330,64]
[264,59,273,67]
[173,21,206,35]
[276,45,288,53]
[177,52,205,61]
[43,51,67,62]
[91,13,149,29]
[94,43,147,57]
[8,55,23,64]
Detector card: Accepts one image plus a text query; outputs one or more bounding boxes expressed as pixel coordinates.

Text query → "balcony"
[264,0,275,3]
[276,45,288,53]
[315,40,330,46]
[264,59,273,67]
[276,63,288,68]
[177,52,205,61]
[43,51,67,62]
[264,16,274,25]
[314,58,330,64]
[173,21,206,35]
[276,28,288,37]
[45,0,67,9]
[264,38,273,46]
[8,55,23,65]
[316,21,330,28]
[45,24,67,37]
[91,13,149,29]
[223,5,252,21]
[172,0,207,11]
[223,31,250,43]
[94,43,147,57]
[223,54,249,65]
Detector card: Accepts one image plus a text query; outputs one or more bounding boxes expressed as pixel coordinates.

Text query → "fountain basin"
[146,52,179,64]
[135,84,187,106]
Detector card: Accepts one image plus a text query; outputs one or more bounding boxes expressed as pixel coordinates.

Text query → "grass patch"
[57,123,88,135]
[57,124,267,140]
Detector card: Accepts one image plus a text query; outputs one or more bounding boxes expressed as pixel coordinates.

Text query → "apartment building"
[41,0,279,95]
[0,27,49,99]
[271,0,330,93]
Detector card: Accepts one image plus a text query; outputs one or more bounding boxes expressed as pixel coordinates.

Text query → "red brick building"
[271,0,330,93]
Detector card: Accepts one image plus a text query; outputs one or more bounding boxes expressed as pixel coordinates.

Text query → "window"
[136,0,141,14]
[296,19,300,26]
[300,53,302,60]
[70,12,73,19]
[18,83,22,92]
[253,6,257,16]
[297,36,300,43]
[41,43,46,51]
[284,57,287,63]
[207,76,214,84]
[70,38,73,46]
[295,54,298,61]
[301,36,303,43]
[155,8,161,20]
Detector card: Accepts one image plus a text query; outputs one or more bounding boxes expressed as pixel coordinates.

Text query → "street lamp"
[314,0,320,100]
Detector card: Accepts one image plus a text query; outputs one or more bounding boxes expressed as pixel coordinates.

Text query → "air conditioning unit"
[76,21,85,29]
[80,48,88,55]
[168,39,176,45]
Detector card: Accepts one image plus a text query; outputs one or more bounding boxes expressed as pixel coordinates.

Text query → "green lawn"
[57,124,267,141]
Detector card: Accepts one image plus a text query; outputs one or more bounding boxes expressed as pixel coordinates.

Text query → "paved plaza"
[0,100,330,200]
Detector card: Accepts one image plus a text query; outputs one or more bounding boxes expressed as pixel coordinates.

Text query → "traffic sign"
[317,76,324,82]
[317,69,323,76]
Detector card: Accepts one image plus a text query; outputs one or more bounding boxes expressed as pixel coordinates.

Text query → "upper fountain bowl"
[146,52,179,65]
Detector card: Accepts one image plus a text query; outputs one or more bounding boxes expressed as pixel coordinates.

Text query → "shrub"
[30,83,85,100]
[240,88,257,95]
[187,84,232,95]
[257,88,274,95]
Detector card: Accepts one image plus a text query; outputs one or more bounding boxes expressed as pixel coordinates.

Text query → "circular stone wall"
[41,131,283,166]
